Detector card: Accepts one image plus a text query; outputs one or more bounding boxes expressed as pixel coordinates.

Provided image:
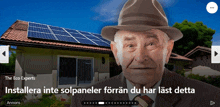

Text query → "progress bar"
[82,101,138,105]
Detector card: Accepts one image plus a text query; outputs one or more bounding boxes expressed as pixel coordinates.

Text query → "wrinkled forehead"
[114,29,166,42]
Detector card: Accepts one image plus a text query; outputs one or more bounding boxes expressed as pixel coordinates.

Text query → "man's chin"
[125,75,153,84]
[129,69,155,74]
[134,76,151,82]
[123,69,157,83]
[124,69,155,77]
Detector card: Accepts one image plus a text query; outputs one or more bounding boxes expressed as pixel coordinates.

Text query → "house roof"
[170,53,192,61]
[0,20,112,54]
[184,46,211,58]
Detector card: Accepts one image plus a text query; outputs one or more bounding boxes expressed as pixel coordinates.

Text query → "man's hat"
[101,0,183,41]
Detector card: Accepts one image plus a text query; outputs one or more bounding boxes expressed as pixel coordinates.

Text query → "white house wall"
[14,46,110,89]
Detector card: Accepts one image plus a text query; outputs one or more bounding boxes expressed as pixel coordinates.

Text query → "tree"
[172,20,215,55]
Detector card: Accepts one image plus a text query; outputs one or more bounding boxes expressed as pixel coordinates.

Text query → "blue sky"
[0,0,219,44]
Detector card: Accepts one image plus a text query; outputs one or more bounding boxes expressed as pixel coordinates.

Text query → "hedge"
[187,73,220,88]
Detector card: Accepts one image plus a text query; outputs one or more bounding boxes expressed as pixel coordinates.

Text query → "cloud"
[92,0,178,22]
[92,0,126,22]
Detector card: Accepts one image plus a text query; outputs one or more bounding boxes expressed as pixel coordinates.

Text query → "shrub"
[38,93,53,101]
[175,69,185,76]
[187,74,220,88]
[206,76,220,88]
[0,93,26,106]
[187,74,207,82]
[18,94,68,107]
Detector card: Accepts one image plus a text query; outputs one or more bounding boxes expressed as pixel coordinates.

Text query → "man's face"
[111,29,174,86]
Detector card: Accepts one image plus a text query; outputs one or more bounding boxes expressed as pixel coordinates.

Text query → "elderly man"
[71,0,220,107]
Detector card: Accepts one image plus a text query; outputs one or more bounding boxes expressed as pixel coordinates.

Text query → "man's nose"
[134,46,148,63]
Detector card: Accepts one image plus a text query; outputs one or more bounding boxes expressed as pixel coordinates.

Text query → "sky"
[0,0,220,45]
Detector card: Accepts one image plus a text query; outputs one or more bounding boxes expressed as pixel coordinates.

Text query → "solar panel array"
[27,22,110,47]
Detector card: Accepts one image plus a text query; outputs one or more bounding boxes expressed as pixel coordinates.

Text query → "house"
[0,20,120,99]
[184,46,220,76]
[185,46,211,68]
[167,53,192,72]
[0,20,192,100]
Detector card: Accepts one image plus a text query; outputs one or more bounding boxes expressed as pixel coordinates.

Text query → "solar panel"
[65,29,78,33]
[29,23,48,29]
[52,30,70,36]
[79,31,91,35]
[49,26,64,31]
[28,31,57,40]
[27,22,110,47]
[70,33,85,38]
[56,35,78,43]
[76,38,96,45]
[84,35,100,40]
[28,27,51,33]
[92,34,102,37]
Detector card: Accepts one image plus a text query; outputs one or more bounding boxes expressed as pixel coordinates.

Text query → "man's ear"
[110,42,120,65]
[165,40,174,63]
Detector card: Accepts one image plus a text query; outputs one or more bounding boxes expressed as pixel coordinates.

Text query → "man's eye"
[128,44,133,47]
[149,43,154,46]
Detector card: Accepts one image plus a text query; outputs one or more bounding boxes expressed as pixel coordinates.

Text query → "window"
[58,56,93,87]
[102,57,105,64]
